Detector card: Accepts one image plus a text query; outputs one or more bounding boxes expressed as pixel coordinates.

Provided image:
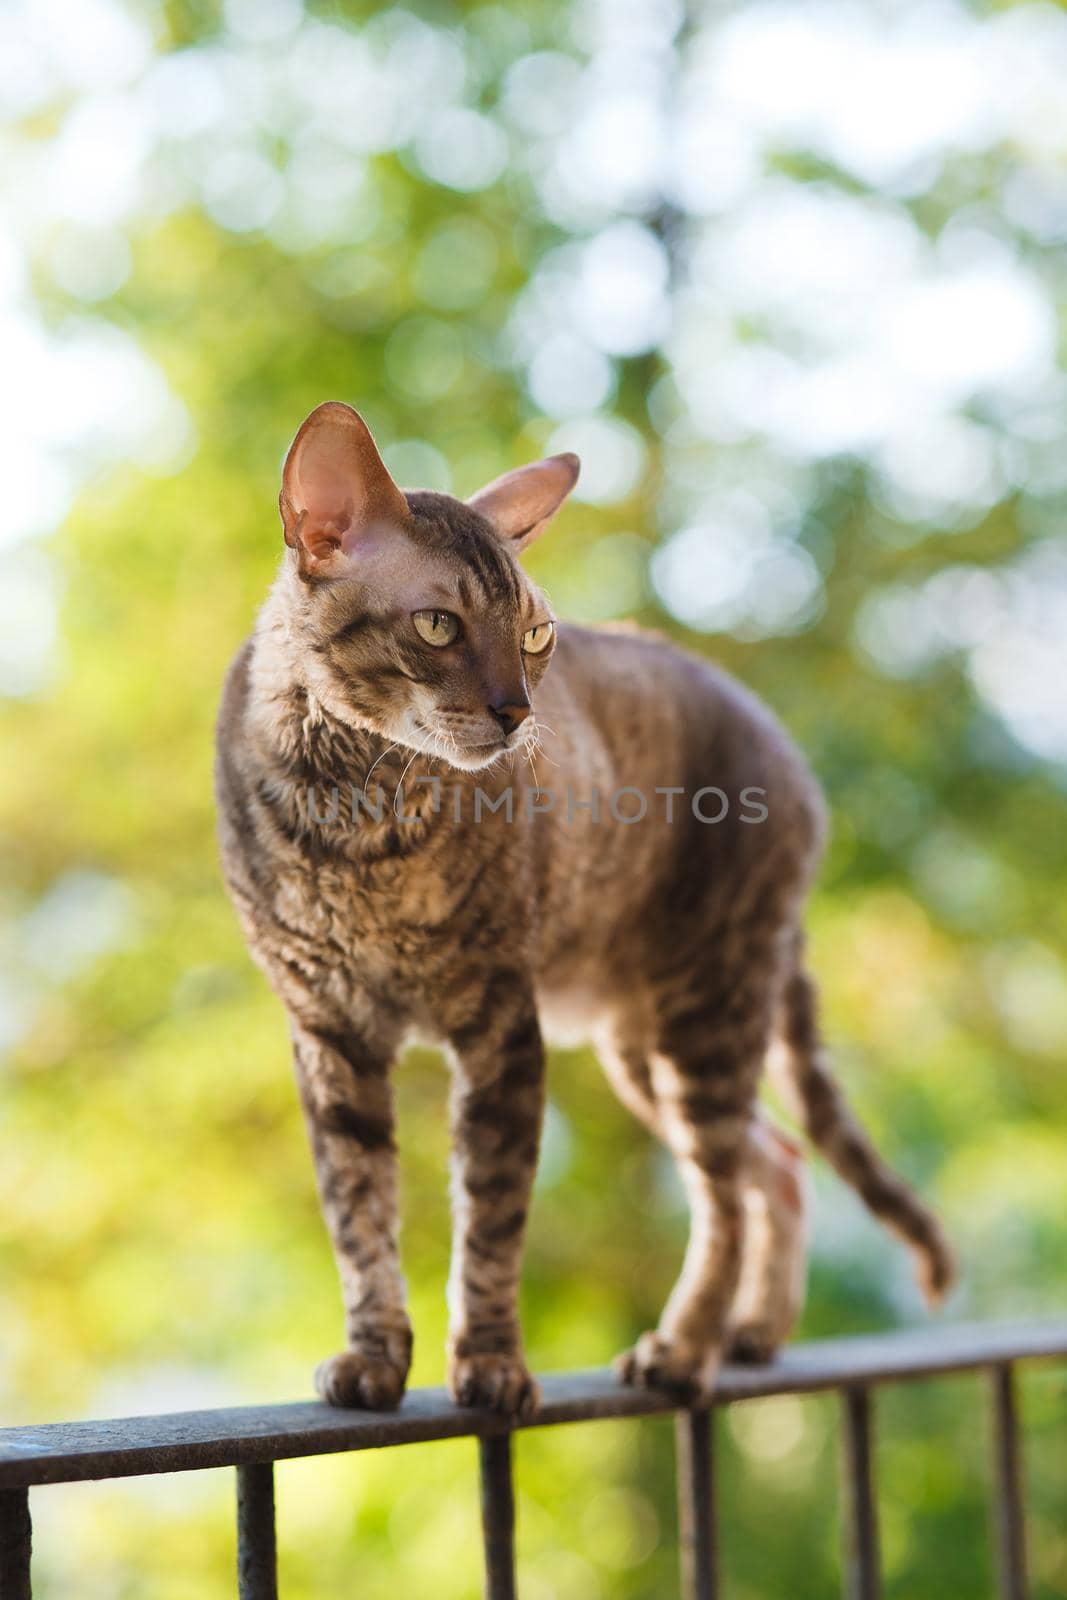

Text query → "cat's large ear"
[467,452,580,552]
[279,402,410,579]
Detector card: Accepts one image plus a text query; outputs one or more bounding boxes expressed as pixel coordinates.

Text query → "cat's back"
[527,621,826,1000]
[541,620,822,827]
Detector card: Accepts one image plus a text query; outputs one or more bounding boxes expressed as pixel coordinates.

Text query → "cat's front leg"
[291,1019,411,1410]
[443,976,545,1419]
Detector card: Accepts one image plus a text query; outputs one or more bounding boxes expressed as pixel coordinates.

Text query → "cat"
[214,401,953,1417]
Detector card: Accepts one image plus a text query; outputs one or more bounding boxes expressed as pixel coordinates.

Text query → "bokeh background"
[2,0,1066,1594]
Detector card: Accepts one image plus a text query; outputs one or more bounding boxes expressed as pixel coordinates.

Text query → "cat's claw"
[315,1340,411,1411]
[448,1351,541,1420]
[614,1331,720,1400]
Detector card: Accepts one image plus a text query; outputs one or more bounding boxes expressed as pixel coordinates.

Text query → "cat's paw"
[614,1331,720,1400]
[726,1323,783,1365]
[448,1350,541,1420]
[315,1326,412,1410]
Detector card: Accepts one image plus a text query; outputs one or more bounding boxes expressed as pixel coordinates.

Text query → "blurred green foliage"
[2,1,1066,1596]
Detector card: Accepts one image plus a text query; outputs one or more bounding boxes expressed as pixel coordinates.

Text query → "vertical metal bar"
[989,1363,1028,1600]
[840,1387,881,1600]
[478,1433,516,1600]
[236,1463,278,1600]
[0,1489,32,1600]
[676,1407,718,1600]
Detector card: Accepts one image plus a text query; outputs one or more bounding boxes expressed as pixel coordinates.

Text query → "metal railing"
[1,1319,1064,1599]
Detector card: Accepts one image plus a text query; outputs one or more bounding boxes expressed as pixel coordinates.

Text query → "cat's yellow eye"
[413,609,460,647]
[522,621,555,655]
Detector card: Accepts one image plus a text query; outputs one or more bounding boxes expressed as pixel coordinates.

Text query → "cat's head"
[276,401,579,772]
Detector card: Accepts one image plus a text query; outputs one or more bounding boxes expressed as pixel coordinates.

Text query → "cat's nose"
[488,700,532,737]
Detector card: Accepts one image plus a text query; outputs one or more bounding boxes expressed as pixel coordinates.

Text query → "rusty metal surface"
[1,1321,1065,1490]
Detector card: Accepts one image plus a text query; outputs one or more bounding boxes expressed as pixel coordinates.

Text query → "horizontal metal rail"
[2,1320,1063,1488]
[0,1319,1063,1598]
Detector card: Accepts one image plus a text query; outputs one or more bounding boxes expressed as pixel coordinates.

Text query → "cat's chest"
[268,844,497,983]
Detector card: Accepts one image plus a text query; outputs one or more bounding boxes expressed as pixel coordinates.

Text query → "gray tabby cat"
[215,402,953,1417]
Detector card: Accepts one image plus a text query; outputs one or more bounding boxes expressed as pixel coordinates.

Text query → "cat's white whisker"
[393,733,433,816]
[523,719,557,770]
[361,741,399,801]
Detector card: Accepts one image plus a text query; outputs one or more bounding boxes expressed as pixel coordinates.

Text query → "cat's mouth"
[448,737,510,771]
[423,734,514,772]
[406,716,518,772]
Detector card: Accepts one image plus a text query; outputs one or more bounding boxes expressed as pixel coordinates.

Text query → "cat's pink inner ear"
[279,402,409,573]
[467,453,580,551]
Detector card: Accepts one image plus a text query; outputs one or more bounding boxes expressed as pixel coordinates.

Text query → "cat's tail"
[769,962,956,1305]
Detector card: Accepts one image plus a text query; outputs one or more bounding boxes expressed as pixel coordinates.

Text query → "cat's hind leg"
[726,1113,809,1364]
[596,1027,807,1367]
[592,1021,662,1136]
[613,961,779,1399]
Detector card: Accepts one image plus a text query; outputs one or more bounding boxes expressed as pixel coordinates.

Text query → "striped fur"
[215,406,954,1415]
